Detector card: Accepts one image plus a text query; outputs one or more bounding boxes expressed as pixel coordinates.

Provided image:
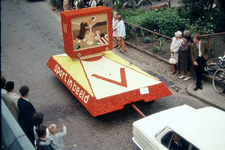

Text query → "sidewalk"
[187,79,225,111]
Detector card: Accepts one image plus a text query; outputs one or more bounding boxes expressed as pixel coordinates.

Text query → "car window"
[161,131,173,148]
[161,131,200,150]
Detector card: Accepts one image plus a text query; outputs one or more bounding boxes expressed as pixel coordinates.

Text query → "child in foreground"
[39,124,67,150]
[48,124,67,150]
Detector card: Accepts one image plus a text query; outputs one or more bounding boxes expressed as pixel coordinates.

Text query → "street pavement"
[1,0,224,150]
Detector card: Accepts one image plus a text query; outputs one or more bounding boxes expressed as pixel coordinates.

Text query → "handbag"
[169,54,177,64]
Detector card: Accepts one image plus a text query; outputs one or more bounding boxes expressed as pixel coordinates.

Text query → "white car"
[132,105,225,150]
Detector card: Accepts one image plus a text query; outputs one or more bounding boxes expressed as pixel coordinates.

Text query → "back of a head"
[183,30,191,37]
[32,113,44,126]
[1,78,6,89]
[19,85,29,97]
[49,124,57,134]
[36,124,47,138]
[5,81,14,92]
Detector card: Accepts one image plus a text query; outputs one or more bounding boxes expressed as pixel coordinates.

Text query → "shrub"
[117,6,225,38]
[144,37,152,43]
[123,8,191,37]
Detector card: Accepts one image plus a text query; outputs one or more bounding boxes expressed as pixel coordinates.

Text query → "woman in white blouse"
[170,31,183,74]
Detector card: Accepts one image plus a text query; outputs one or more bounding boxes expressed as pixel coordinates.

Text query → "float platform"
[47,51,172,116]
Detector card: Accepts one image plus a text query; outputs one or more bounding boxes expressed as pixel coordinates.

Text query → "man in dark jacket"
[191,34,209,91]
[96,0,103,6]
[18,85,37,146]
[77,0,86,9]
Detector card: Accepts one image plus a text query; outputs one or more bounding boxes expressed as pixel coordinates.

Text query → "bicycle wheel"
[204,63,220,77]
[212,69,225,93]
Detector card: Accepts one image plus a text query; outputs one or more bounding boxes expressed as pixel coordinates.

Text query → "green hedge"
[117,7,225,37]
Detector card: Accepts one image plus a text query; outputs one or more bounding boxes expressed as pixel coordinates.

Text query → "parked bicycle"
[204,55,225,93]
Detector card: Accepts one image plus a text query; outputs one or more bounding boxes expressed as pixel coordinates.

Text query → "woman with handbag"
[177,32,192,81]
[169,31,183,75]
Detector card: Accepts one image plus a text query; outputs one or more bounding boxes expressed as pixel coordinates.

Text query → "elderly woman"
[178,32,192,81]
[170,31,183,75]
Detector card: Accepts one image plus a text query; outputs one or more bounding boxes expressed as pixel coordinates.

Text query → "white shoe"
[184,77,191,81]
[179,75,186,79]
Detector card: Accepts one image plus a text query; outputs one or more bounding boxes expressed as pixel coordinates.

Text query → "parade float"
[47,6,172,117]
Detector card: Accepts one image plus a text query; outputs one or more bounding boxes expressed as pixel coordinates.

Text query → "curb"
[187,83,225,111]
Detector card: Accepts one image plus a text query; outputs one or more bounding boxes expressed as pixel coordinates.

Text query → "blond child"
[48,124,67,150]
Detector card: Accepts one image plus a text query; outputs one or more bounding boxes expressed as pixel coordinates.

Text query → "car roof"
[168,107,225,150]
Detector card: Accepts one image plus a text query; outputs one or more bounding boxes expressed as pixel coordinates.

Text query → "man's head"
[5,81,14,92]
[32,113,44,126]
[173,133,181,143]
[35,124,47,138]
[193,34,201,43]
[19,86,29,97]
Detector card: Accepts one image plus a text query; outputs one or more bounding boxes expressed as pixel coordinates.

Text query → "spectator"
[52,0,58,12]
[103,0,114,8]
[32,113,50,145]
[76,0,86,9]
[63,0,69,11]
[170,31,183,75]
[184,30,193,43]
[103,0,108,6]
[36,125,54,150]
[178,33,192,81]
[89,0,96,7]
[71,0,76,9]
[117,15,126,53]
[83,0,90,7]
[96,0,103,6]
[191,34,209,91]
[48,124,67,150]
[112,12,119,48]
[107,0,114,8]
[18,85,37,146]
[1,78,7,103]
[4,81,20,121]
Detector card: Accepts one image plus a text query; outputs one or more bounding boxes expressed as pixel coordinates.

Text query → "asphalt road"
[1,0,208,149]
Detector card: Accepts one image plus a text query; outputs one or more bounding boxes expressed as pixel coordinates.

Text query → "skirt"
[113,30,118,38]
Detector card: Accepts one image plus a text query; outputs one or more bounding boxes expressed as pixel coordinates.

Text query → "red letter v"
[91,68,127,88]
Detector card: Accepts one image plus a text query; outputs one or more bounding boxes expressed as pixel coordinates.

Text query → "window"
[161,131,173,148]
[161,131,196,150]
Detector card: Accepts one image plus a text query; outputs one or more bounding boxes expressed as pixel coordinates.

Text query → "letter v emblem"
[91,68,127,88]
